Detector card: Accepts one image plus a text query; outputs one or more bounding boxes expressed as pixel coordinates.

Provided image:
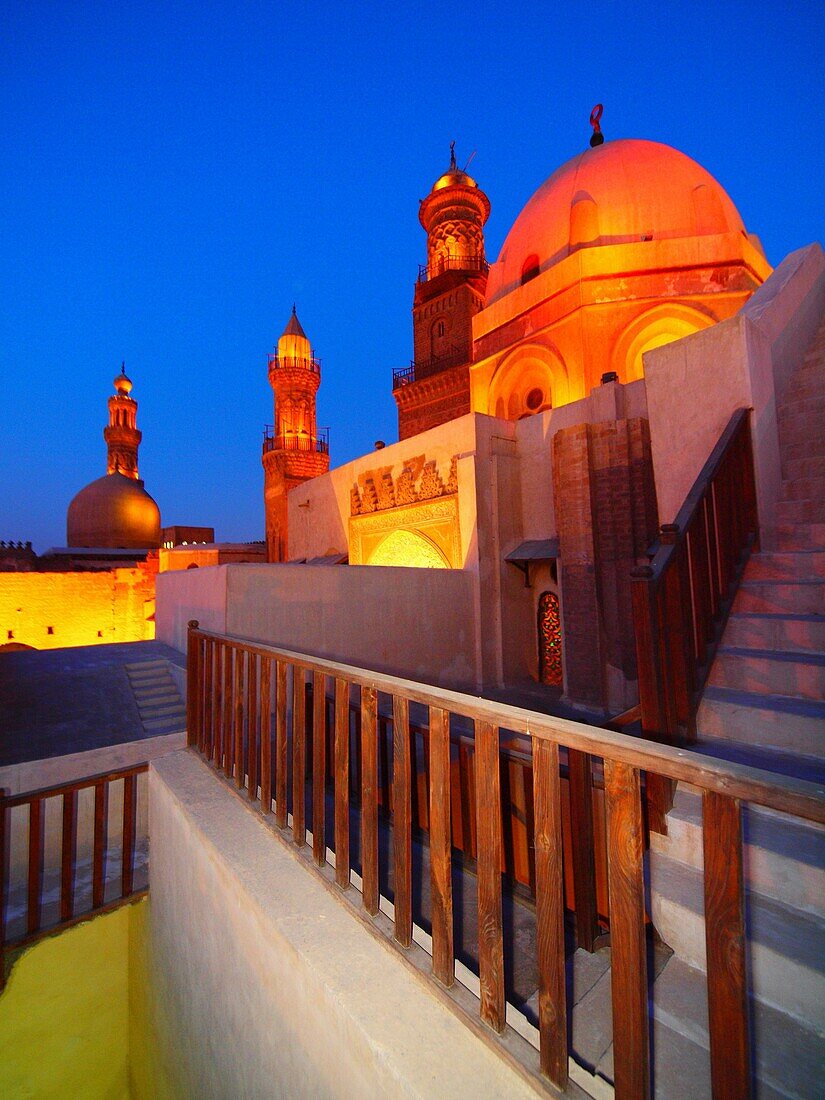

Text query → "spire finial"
[589,104,604,147]
[292,302,297,315]
[449,140,456,170]
[121,361,126,375]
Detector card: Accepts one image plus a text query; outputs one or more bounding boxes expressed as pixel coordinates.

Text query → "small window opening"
[47,626,54,635]
[525,387,544,411]
[7,630,13,640]
[521,254,540,284]
[97,630,103,638]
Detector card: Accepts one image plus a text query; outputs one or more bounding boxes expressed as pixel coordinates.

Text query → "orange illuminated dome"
[67,472,161,549]
[486,138,753,305]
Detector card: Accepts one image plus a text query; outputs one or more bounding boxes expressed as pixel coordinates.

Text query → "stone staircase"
[125,658,187,736]
[648,314,825,1095]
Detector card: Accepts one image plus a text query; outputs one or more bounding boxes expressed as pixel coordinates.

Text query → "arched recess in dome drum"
[612,302,718,383]
[487,341,573,420]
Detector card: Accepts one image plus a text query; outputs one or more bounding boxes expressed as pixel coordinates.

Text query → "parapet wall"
[157,561,482,692]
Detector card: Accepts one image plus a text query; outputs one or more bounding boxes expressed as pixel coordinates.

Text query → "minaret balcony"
[417,256,489,283]
[267,353,321,375]
[392,346,468,389]
[262,426,329,455]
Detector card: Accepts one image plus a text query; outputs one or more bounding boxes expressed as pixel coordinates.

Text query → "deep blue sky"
[2,1,823,551]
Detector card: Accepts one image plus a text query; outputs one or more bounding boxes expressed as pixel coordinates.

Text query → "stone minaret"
[104,364,141,478]
[394,146,491,439]
[262,308,330,561]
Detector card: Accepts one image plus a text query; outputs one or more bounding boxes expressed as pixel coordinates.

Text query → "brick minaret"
[262,308,330,561]
[393,146,491,439]
[104,364,141,478]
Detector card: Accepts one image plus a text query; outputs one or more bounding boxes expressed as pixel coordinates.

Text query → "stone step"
[710,646,825,701]
[648,850,825,1032]
[134,689,179,705]
[724,612,825,654]
[774,498,825,526]
[125,660,168,673]
[651,956,825,1100]
[650,787,825,918]
[783,456,825,482]
[138,702,186,719]
[744,551,825,581]
[779,475,825,502]
[697,686,825,758]
[769,523,825,552]
[733,580,824,615]
[142,715,187,732]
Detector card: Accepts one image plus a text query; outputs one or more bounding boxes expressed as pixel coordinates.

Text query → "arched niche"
[487,342,573,420]
[612,303,718,383]
[367,528,450,569]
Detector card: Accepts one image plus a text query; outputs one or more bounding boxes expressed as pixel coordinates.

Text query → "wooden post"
[273,659,286,824]
[533,736,567,1089]
[429,706,453,986]
[604,760,650,1100]
[475,719,506,1033]
[247,654,258,801]
[567,748,599,951]
[360,686,379,916]
[260,657,273,814]
[27,798,44,934]
[233,649,244,788]
[60,789,76,921]
[121,773,137,897]
[213,643,224,769]
[292,666,306,846]
[186,620,199,747]
[703,791,751,1099]
[223,646,234,778]
[312,672,326,866]
[334,678,350,889]
[92,781,108,911]
[392,695,412,946]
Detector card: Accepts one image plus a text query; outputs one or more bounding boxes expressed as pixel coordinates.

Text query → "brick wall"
[0,566,156,651]
[553,417,658,711]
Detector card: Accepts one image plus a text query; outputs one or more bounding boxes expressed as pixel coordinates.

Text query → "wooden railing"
[0,763,148,987]
[631,408,759,831]
[186,622,825,1097]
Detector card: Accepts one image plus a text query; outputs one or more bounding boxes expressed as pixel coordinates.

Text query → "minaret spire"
[104,365,141,479]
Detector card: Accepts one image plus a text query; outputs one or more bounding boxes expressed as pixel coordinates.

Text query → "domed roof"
[432,167,479,192]
[67,472,161,549]
[114,363,133,395]
[486,139,747,305]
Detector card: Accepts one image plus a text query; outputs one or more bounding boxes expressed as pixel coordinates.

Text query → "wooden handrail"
[188,626,824,824]
[0,762,148,809]
[186,624,824,1097]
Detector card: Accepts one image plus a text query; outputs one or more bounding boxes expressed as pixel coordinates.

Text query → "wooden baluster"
[213,643,224,768]
[703,791,750,1099]
[475,719,506,1032]
[121,773,137,897]
[379,716,392,813]
[459,740,476,859]
[27,798,44,934]
[361,686,379,915]
[707,485,724,611]
[429,706,453,986]
[247,653,258,801]
[273,659,286,824]
[0,799,6,986]
[92,780,108,911]
[604,760,649,1100]
[630,566,666,734]
[233,648,244,788]
[260,657,273,815]
[334,678,350,889]
[742,414,759,549]
[392,696,412,946]
[687,518,711,663]
[567,748,598,952]
[203,638,214,757]
[186,620,199,747]
[532,737,567,1088]
[223,646,234,778]
[60,789,77,921]
[312,672,326,866]
[292,666,306,845]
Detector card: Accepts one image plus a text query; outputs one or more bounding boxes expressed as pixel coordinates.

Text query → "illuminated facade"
[262,308,330,561]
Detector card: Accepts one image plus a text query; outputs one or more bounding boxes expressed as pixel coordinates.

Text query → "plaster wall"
[645,243,825,536]
[0,567,155,651]
[144,751,540,1100]
[156,564,228,654]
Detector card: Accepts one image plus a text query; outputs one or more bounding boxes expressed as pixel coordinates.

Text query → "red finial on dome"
[590,104,605,147]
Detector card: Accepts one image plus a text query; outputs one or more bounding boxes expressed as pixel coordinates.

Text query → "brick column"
[552,418,658,712]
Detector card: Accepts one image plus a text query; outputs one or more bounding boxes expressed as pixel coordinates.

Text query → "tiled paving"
[0,641,186,766]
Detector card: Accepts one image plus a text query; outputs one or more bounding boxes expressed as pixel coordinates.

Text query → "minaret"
[393,145,491,439]
[104,364,141,478]
[262,307,330,561]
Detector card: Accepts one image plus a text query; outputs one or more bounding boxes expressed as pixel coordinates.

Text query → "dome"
[486,139,747,305]
[114,370,133,395]
[67,472,161,549]
[432,167,478,192]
